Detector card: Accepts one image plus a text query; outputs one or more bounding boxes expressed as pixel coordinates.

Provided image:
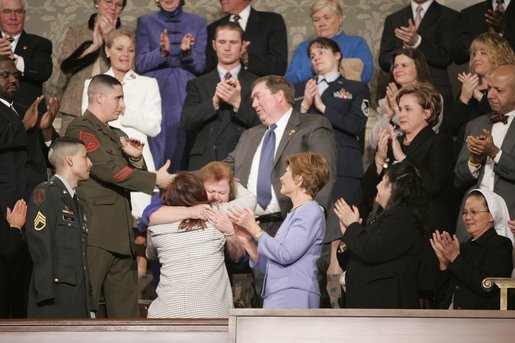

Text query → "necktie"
[414,5,423,29]
[224,71,231,81]
[489,112,508,124]
[256,124,277,209]
[6,36,14,43]
[233,14,241,28]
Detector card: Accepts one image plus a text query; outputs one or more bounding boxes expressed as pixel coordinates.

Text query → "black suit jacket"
[343,205,423,309]
[205,8,288,76]
[435,228,513,309]
[5,31,53,109]
[180,68,260,170]
[452,0,515,65]
[378,1,458,96]
[0,207,23,317]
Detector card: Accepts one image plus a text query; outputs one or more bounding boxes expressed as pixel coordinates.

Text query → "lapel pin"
[288,129,296,136]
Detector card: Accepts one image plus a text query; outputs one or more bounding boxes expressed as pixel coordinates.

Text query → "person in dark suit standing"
[452,0,515,65]
[0,199,25,317]
[378,0,458,132]
[181,22,259,170]
[454,64,515,240]
[26,137,95,318]
[65,74,174,318]
[223,75,338,306]
[0,0,52,109]
[0,55,58,318]
[205,0,287,76]
[294,37,370,307]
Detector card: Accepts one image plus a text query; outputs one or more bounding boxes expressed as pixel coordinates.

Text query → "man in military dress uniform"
[65,74,173,318]
[26,137,94,318]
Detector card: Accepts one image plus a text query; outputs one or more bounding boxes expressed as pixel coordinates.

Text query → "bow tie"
[489,112,508,125]
[317,78,327,85]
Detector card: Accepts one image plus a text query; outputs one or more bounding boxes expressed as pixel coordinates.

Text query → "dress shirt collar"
[217,64,242,80]
[54,174,75,198]
[492,0,511,9]
[273,107,293,132]
[411,0,433,18]
[318,71,340,84]
[231,4,251,30]
[0,97,13,109]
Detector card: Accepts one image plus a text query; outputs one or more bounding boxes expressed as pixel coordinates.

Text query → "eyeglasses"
[1,9,25,16]
[462,210,490,218]
[0,71,21,79]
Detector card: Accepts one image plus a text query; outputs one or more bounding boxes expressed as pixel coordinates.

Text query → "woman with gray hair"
[431,188,513,309]
[285,0,373,84]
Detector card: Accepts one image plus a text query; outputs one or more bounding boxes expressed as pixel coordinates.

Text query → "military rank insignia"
[79,131,100,153]
[333,88,353,99]
[34,211,47,231]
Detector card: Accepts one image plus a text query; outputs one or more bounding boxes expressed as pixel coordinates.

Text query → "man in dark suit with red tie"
[181,22,259,170]
[0,0,52,109]
[205,0,287,76]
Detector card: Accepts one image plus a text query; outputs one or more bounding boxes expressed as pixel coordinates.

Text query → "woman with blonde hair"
[285,0,373,84]
[451,33,514,148]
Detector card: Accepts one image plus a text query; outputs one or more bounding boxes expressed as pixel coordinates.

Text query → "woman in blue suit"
[228,152,329,308]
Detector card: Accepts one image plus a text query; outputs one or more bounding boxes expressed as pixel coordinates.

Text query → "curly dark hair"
[161,171,209,231]
[384,161,428,232]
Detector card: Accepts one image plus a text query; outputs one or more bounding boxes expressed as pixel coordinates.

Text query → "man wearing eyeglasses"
[0,0,52,110]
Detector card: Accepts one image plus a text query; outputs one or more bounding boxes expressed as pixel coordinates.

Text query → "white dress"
[146,183,256,318]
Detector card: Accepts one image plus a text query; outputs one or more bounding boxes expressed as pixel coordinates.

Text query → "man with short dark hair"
[65,74,174,317]
[181,22,259,170]
[26,137,95,318]
[205,0,287,76]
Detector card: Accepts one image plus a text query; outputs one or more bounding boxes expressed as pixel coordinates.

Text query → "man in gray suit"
[454,64,515,240]
[223,75,338,306]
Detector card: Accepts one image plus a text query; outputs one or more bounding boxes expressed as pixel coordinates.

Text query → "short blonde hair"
[285,152,329,198]
[105,27,135,48]
[311,0,343,17]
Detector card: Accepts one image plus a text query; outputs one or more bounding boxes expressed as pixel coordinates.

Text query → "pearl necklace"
[289,199,313,213]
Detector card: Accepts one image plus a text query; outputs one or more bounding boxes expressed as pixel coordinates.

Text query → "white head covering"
[467,188,514,245]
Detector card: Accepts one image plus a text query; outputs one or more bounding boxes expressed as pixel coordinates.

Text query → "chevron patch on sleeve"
[113,166,135,181]
[79,131,100,153]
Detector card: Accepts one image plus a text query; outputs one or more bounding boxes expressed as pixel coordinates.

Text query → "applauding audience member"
[335,161,427,309]
[431,189,513,309]
[451,33,514,152]
[136,0,206,171]
[58,0,126,134]
[369,48,442,150]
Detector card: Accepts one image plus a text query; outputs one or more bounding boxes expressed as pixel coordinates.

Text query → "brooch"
[288,129,296,136]
[333,88,353,99]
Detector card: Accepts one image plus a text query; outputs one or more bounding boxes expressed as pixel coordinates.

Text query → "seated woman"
[451,33,514,151]
[431,188,514,309]
[228,152,329,308]
[285,0,373,84]
[146,171,246,318]
[334,161,427,308]
[369,48,443,150]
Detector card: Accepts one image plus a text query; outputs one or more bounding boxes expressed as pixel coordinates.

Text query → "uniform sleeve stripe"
[113,166,135,181]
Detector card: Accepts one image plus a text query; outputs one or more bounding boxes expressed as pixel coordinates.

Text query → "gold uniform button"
[54,278,59,282]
